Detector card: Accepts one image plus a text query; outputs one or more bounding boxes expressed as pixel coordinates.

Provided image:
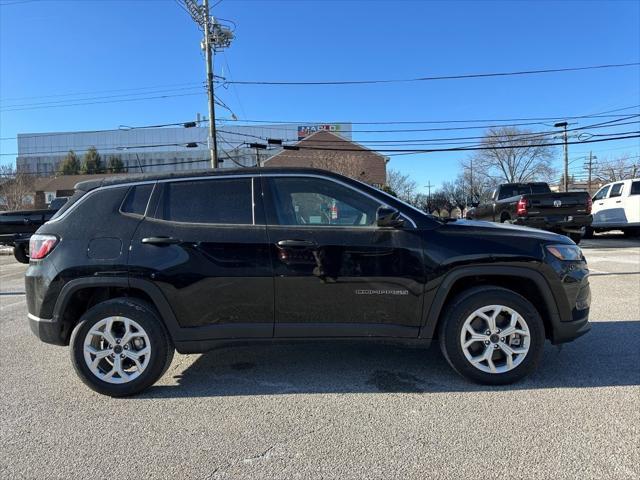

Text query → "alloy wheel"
[83,316,151,384]
[459,305,531,374]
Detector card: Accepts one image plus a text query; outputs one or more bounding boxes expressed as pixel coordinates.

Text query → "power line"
[0,85,205,110]
[0,81,204,102]
[0,91,205,112]
[214,62,640,86]
[5,116,633,155]
[290,133,640,154]
[218,104,640,126]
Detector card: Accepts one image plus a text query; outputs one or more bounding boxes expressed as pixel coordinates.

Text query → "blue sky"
[1,0,639,191]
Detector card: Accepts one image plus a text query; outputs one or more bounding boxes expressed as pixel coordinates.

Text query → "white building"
[16,123,352,175]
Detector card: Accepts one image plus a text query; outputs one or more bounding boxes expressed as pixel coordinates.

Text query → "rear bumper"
[515,215,593,233]
[28,313,66,346]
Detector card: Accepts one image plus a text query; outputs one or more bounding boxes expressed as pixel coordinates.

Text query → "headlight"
[545,244,583,261]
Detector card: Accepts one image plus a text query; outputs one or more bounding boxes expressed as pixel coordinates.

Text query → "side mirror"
[376,206,404,228]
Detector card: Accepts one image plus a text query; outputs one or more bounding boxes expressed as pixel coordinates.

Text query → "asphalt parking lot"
[1,235,639,479]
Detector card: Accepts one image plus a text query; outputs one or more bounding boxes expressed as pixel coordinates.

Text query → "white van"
[586,178,640,237]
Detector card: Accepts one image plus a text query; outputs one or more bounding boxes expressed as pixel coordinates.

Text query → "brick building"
[264,130,388,187]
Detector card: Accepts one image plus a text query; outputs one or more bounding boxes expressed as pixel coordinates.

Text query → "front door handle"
[141,236,181,245]
[276,239,317,248]
[615,200,622,203]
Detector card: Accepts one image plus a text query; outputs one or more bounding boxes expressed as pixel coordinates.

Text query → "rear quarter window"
[120,184,154,216]
[49,190,86,220]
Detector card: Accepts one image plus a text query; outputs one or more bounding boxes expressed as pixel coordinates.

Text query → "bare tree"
[460,159,498,204]
[472,127,556,184]
[428,190,451,216]
[0,165,35,211]
[307,154,374,183]
[595,155,639,183]
[441,178,467,211]
[386,169,418,203]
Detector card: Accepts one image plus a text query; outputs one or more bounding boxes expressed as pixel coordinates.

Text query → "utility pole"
[584,151,597,194]
[425,181,434,212]
[202,0,217,168]
[555,122,569,191]
[181,0,234,169]
[468,158,474,204]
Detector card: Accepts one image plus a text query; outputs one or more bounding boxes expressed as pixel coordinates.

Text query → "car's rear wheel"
[568,232,582,244]
[439,286,545,385]
[13,243,29,264]
[583,227,594,239]
[70,298,174,397]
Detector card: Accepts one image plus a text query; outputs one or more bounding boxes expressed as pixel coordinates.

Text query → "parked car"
[0,197,68,263]
[466,182,592,243]
[586,178,640,238]
[25,168,591,396]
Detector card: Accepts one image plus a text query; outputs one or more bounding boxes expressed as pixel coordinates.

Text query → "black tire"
[13,244,29,264]
[568,232,582,244]
[583,227,594,239]
[70,298,174,397]
[439,286,545,385]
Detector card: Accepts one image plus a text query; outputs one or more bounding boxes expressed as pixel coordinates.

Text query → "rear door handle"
[276,239,317,248]
[141,236,181,245]
[615,200,622,203]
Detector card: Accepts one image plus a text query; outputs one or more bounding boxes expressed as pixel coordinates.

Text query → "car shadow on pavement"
[142,321,640,398]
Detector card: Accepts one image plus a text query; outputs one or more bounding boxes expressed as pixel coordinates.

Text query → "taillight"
[29,234,58,260]
[586,196,592,214]
[516,197,528,216]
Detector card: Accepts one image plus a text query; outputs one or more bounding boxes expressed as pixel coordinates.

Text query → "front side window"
[630,181,640,196]
[593,186,610,201]
[609,183,624,198]
[268,177,381,227]
[156,178,253,224]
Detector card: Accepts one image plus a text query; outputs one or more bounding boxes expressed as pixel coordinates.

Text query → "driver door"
[261,175,426,338]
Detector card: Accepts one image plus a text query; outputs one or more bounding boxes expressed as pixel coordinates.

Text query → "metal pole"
[203,0,218,168]
[587,151,593,194]
[563,124,569,192]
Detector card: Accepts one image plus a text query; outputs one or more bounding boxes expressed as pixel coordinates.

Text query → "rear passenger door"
[128,176,274,337]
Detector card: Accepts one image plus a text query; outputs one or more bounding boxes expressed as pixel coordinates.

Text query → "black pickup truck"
[0,197,68,263]
[466,183,592,243]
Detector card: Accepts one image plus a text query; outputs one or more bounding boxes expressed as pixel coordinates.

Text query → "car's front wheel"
[70,298,174,397]
[439,286,545,385]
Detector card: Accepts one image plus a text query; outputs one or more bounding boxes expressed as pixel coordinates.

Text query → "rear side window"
[121,184,154,216]
[609,183,624,198]
[156,178,253,224]
[630,181,640,196]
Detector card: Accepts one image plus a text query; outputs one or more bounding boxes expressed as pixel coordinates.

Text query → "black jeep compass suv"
[25,168,591,396]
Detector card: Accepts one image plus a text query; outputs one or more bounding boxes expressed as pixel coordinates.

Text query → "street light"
[554,122,569,192]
